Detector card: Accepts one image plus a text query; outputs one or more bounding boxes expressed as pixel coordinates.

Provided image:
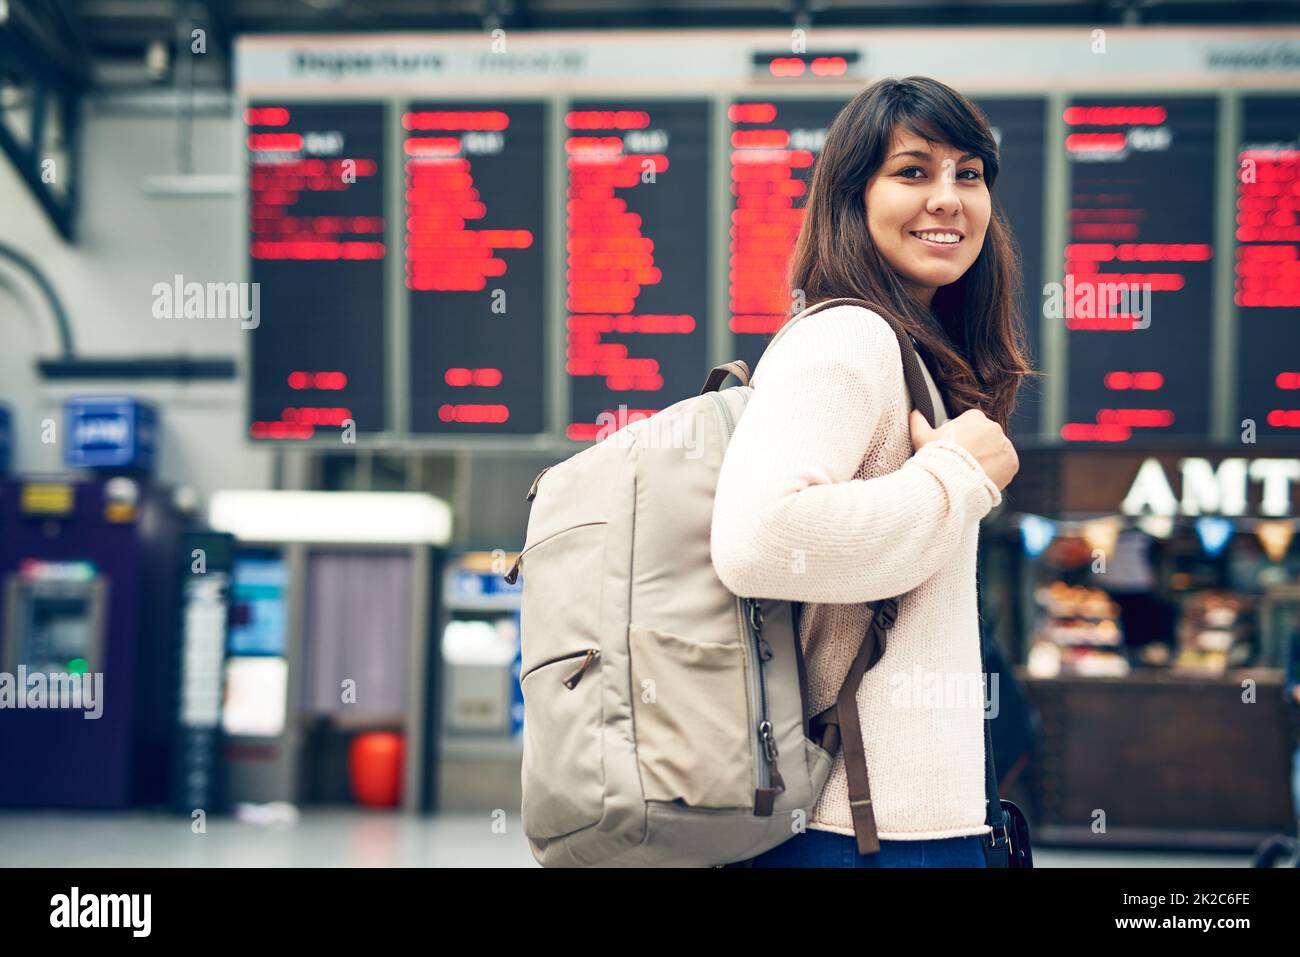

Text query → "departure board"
[405,102,547,435]
[247,102,387,439]
[728,99,844,372]
[563,101,710,441]
[1060,98,1218,443]
[980,99,1047,441]
[1237,96,1300,445]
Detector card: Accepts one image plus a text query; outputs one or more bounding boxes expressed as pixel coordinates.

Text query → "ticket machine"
[0,476,184,807]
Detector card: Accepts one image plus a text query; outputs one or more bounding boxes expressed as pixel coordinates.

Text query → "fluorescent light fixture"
[141,174,239,197]
[209,490,453,545]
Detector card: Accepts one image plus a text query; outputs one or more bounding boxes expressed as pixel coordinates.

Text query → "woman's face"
[863,128,991,305]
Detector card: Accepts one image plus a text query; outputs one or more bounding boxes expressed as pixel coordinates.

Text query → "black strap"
[977,574,1012,867]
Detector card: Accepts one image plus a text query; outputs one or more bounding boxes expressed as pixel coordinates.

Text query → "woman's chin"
[902,267,964,291]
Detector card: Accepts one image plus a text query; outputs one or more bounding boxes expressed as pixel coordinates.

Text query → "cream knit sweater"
[710,303,1002,841]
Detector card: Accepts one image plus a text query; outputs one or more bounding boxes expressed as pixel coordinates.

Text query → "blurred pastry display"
[1027,581,1129,677]
[1173,591,1253,674]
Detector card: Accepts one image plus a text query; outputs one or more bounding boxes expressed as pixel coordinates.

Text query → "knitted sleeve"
[710,305,1002,604]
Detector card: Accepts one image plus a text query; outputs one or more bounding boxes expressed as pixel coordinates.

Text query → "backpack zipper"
[709,390,736,440]
[715,392,778,806]
[742,597,778,798]
[561,649,600,690]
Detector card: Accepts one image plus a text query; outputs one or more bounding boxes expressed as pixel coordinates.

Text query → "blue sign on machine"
[510,607,524,739]
[64,397,158,471]
[0,404,11,473]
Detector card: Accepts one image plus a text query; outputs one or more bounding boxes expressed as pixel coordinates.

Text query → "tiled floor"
[0,810,1259,867]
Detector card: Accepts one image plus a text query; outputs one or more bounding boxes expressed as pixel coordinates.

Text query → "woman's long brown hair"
[783,76,1035,431]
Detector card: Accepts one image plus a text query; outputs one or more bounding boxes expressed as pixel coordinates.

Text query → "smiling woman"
[867,131,992,302]
[713,76,1031,868]
[785,75,1032,430]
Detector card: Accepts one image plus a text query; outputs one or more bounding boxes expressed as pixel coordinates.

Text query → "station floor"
[0,810,1258,867]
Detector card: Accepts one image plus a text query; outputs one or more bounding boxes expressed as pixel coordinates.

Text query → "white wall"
[0,98,274,503]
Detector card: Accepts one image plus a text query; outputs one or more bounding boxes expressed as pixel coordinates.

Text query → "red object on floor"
[349,732,405,807]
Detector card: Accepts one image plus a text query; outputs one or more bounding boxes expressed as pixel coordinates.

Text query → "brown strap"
[809,596,898,855]
[754,770,784,817]
[699,359,751,395]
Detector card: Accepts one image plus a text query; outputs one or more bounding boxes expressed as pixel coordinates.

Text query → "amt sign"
[1121,457,1300,517]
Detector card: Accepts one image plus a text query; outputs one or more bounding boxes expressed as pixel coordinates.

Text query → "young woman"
[711,76,1032,868]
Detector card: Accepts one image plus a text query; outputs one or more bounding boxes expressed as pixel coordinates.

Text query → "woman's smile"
[909,228,966,251]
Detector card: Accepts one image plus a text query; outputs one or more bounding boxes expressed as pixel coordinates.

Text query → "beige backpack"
[505,298,962,867]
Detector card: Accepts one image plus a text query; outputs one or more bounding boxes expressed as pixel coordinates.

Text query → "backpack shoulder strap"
[807,596,895,855]
[758,298,936,428]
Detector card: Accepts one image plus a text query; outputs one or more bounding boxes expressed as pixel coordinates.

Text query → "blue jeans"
[732,829,987,868]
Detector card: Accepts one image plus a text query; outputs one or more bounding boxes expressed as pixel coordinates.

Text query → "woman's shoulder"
[754,302,904,384]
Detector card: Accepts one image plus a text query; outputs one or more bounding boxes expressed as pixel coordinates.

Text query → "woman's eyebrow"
[886,149,980,163]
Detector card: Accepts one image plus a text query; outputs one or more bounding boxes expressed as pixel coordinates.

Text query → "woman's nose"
[926,169,962,215]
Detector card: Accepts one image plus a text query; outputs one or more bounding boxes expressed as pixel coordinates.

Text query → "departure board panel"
[728,99,844,372]
[405,102,547,435]
[1061,98,1218,443]
[1237,96,1300,445]
[981,99,1047,441]
[563,101,711,441]
[247,102,387,439]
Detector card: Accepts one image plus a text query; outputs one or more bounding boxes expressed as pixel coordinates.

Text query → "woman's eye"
[895,166,982,181]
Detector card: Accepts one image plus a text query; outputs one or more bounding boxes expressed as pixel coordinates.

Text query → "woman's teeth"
[910,231,961,244]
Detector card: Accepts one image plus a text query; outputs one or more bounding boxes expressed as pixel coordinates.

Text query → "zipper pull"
[562,649,600,689]
[757,636,774,661]
[759,720,779,761]
[525,466,551,502]
[504,553,522,584]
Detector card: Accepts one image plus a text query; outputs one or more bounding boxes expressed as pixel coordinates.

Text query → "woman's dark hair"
[783,75,1035,431]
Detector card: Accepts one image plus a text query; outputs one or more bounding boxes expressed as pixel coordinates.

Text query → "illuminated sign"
[1060,98,1218,443]
[246,102,387,439]
[1236,95,1300,444]
[405,101,547,435]
[65,397,157,471]
[1121,456,1300,516]
[750,51,859,80]
[728,99,843,372]
[563,100,710,441]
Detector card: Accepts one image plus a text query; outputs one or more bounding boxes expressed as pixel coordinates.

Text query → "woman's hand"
[910,408,1019,490]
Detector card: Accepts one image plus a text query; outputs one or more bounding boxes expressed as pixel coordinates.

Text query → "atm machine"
[0,476,185,807]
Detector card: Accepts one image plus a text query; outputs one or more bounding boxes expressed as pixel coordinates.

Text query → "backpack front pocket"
[517,522,607,677]
[627,623,754,809]
[520,648,605,839]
